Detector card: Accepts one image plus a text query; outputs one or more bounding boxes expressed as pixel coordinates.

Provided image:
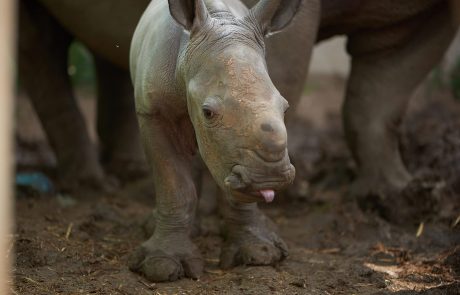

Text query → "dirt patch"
[13,76,460,294]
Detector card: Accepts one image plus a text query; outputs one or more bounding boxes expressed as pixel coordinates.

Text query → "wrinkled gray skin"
[319,0,455,197]
[131,0,456,282]
[129,0,305,281]
[23,0,456,282]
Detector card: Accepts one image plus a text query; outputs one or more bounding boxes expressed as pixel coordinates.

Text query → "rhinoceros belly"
[37,0,150,69]
[318,0,444,41]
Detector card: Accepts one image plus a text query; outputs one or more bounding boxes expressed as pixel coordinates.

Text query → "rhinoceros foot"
[355,174,442,224]
[59,162,118,195]
[128,234,203,282]
[348,168,411,199]
[220,212,288,269]
[104,156,150,183]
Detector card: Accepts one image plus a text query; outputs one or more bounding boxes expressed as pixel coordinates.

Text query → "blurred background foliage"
[67,41,96,90]
[428,63,460,101]
[450,59,460,100]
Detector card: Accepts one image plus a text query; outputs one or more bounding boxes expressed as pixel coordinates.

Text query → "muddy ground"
[13,75,460,294]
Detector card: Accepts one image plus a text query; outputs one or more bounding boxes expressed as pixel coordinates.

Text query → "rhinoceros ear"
[251,0,302,36]
[168,0,209,32]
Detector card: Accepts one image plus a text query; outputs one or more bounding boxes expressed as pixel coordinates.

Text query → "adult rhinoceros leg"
[18,0,110,193]
[343,5,455,198]
[93,55,149,182]
[219,201,287,268]
[265,0,319,113]
[129,113,202,282]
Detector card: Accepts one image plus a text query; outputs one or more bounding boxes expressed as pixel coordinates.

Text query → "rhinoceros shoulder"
[131,0,188,115]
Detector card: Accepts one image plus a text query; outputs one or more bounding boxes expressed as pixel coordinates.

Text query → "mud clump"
[355,98,460,224]
[400,99,460,221]
[444,247,460,276]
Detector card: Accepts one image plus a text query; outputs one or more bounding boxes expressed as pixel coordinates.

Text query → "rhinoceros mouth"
[222,147,295,203]
[249,190,275,203]
[224,162,295,197]
[231,186,285,203]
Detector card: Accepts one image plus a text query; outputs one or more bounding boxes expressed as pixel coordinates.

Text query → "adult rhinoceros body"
[22,0,455,282]
[34,0,150,69]
[19,0,152,191]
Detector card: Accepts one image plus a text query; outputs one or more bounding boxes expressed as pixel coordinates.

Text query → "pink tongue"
[260,190,275,203]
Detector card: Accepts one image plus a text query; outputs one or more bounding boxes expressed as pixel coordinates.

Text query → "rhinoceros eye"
[202,97,222,127]
[202,105,215,120]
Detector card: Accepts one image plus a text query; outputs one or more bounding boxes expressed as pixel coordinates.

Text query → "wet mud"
[13,76,459,294]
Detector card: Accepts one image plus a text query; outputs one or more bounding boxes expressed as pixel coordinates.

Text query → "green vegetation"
[426,62,460,101]
[67,42,96,89]
[450,58,460,100]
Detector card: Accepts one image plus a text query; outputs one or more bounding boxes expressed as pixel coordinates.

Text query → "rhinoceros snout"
[254,119,287,162]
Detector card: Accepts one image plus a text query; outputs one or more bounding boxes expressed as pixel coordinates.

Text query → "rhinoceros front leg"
[343,6,455,198]
[220,201,287,268]
[128,114,202,282]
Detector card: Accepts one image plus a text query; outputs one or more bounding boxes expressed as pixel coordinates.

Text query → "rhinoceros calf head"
[170,0,299,203]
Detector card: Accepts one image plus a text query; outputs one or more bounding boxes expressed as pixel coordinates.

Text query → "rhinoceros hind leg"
[343,5,455,201]
[18,0,113,194]
[94,55,149,183]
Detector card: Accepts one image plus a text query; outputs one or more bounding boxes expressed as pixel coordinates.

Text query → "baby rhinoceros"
[130,0,299,282]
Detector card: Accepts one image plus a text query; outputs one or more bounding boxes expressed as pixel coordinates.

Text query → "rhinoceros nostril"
[260,123,274,132]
